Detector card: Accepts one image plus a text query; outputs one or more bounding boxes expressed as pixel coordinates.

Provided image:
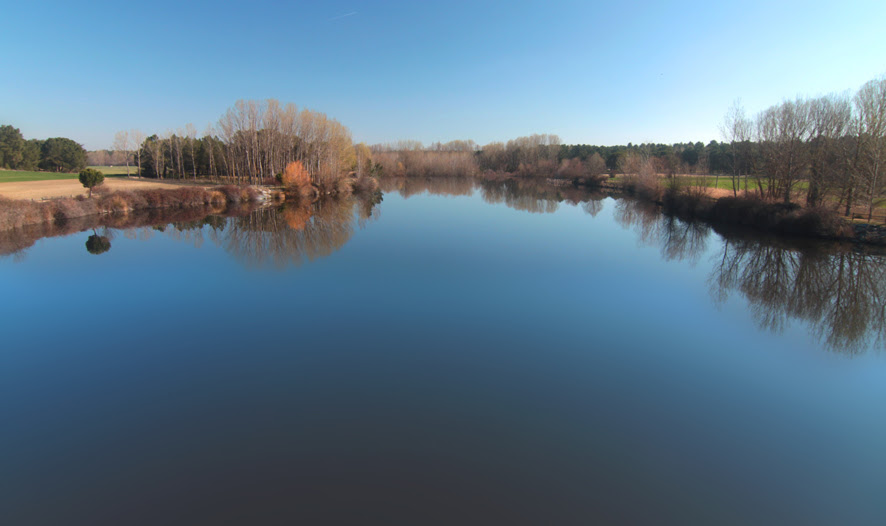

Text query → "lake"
[2,178,885,525]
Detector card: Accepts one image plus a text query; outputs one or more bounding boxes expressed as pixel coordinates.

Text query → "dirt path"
[0,178,200,200]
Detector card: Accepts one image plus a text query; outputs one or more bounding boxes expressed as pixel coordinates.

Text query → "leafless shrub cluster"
[372,149,477,178]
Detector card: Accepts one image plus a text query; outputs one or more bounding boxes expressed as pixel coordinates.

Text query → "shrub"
[78,168,105,197]
[85,234,111,255]
[281,161,311,189]
[352,175,380,195]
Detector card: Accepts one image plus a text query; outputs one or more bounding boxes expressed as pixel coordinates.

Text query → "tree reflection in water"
[380,175,609,216]
[709,234,885,354]
[3,178,882,354]
[614,197,886,354]
[479,178,613,215]
[220,194,380,268]
[380,175,476,199]
[614,198,711,266]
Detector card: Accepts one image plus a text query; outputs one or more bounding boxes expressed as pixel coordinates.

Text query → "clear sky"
[2,0,884,150]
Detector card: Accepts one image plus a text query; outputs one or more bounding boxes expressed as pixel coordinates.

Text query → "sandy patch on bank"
[0,178,201,200]
[703,187,752,199]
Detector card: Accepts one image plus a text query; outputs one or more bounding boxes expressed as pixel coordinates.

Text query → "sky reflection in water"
[1,179,885,525]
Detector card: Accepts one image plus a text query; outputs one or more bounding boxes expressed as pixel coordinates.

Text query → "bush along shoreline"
[0,185,280,233]
[0,168,381,234]
[611,177,886,246]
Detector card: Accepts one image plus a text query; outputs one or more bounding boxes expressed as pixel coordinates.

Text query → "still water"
[2,178,885,525]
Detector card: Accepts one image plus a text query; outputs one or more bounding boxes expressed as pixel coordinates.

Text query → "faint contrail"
[329,11,357,21]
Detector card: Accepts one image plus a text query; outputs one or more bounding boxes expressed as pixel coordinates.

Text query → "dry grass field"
[0,178,194,200]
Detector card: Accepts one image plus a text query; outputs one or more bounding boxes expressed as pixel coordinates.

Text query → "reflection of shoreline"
[380,175,477,199]
[382,176,886,354]
[221,193,381,268]
[0,203,256,257]
[380,176,612,215]
[1,193,383,268]
[614,197,886,354]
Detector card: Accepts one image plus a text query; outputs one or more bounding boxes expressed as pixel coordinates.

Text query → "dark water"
[2,179,885,525]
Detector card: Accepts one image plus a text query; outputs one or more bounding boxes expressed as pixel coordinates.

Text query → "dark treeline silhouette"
[0,125,87,172]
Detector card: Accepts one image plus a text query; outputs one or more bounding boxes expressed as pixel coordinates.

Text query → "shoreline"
[0,185,283,233]
[2,175,884,247]
[569,176,886,246]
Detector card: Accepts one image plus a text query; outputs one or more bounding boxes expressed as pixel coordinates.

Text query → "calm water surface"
[2,179,885,525]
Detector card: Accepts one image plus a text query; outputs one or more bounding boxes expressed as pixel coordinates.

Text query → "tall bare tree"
[112,130,132,177]
[853,77,886,221]
[806,94,851,206]
[185,123,198,180]
[720,99,752,196]
[130,129,145,178]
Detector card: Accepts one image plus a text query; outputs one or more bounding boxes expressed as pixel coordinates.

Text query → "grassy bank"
[0,166,134,183]
[0,169,81,183]
[87,165,137,176]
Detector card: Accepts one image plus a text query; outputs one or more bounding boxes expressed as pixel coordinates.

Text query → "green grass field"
[0,170,79,183]
[88,165,137,176]
[677,176,813,192]
[0,166,133,183]
[680,176,747,190]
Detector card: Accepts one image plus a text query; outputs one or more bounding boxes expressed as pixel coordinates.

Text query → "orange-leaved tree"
[281,161,311,188]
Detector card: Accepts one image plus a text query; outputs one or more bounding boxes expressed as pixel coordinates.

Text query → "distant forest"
[0,126,86,172]
[2,76,883,220]
[373,75,886,220]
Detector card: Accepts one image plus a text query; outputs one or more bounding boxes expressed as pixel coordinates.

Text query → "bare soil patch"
[0,178,200,200]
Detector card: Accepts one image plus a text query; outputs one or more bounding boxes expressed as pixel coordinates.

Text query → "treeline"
[369,134,738,186]
[111,99,368,190]
[0,125,87,172]
[86,150,130,166]
[719,76,886,221]
[371,76,885,221]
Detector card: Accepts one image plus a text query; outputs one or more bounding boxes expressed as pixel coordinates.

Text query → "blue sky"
[2,0,884,150]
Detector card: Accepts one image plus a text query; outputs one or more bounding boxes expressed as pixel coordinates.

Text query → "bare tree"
[203,124,217,181]
[130,129,146,178]
[806,94,851,206]
[113,130,132,177]
[754,99,811,202]
[720,99,752,196]
[853,77,886,221]
[185,123,198,180]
